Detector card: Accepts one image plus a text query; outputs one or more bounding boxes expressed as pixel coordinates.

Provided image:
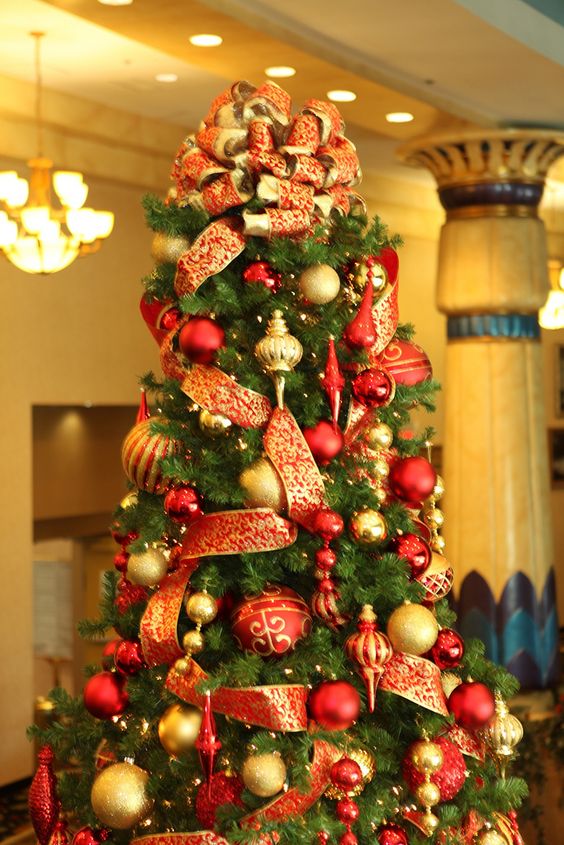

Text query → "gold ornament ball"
[355,259,386,293]
[415,781,441,808]
[186,591,218,625]
[431,535,446,554]
[158,704,202,757]
[350,509,387,546]
[386,603,439,655]
[478,831,509,845]
[365,422,393,451]
[374,486,387,505]
[173,657,192,676]
[199,409,232,437]
[239,458,287,513]
[433,475,445,500]
[127,548,168,587]
[425,508,444,529]
[411,740,444,775]
[182,629,205,655]
[241,752,287,797]
[151,231,190,265]
[372,456,390,480]
[298,264,341,304]
[91,762,154,829]
[420,812,440,836]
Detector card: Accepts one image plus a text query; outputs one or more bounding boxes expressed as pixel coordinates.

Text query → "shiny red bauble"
[390,533,432,579]
[377,823,408,845]
[312,508,344,543]
[111,524,138,547]
[339,832,358,845]
[303,420,344,465]
[378,339,432,386]
[448,681,495,730]
[429,628,465,669]
[114,639,145,675]
[113,550,129,573]
[315,547,338,571]
[83,672,129,720]
[231,585,312,658]
[336,798,360,825]
[308,680,361,730]
[330,757,363,793]
[243,261,282,292]
[72,827,109,845]
[195,771,244,829]
[402,735,467,801]
[352,368,395,408]
[178,317,225,364]
[164,485,203,523]
[114,578,148,615]
[101,639,120,671]
[388,456,437,504]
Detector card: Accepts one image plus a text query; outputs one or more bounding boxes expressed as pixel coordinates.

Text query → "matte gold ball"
[433,475,445,500]
[199,409,232,437]
[239,458,287,512]
[298,264,341,304]
[425,508,444,529]
[151,231,190,265]
[185,591,218,625]
[241,752,287,797]
[411,740,444,774]
[386,603,439,655]
[478,831,508,845]
[182,629,205,655]
[365,422,393,451]
[349,509,387,546]
[415,781,441,807]
[158,703,202,757]
[420,812,440,836]
[91,762,154,829]
[127,548,168,587]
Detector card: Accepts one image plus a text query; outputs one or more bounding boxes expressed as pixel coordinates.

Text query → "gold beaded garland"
[419,812,440,836]
[158,704,202,757]
[182,629,205,655]
[241,752,287,797]
[91,762,154,829]
[425,507,444,529]
[415,781,441,807]
[411,739,444,774]
[186,591,218,625]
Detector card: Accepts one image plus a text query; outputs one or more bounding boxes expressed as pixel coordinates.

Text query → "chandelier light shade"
[0,33,114,274]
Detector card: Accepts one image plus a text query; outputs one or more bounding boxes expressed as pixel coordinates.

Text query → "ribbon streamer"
[175,218,246,298]
[180,509,297,560]
[182,365,272,428]
[132,834,229,845]
[379,652,449,715]
[140,565,198,667]
[446,724,485,761]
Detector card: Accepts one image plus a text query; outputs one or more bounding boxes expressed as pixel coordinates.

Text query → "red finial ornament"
[196,691,222,796]
[343,279,376,349]
[344,604,393,712]
[28,745,59,845]
[322,338,345,430]
[136,390,150,423]
[51,820,70,845]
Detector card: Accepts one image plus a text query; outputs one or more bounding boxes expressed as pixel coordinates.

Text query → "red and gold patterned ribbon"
[446,724,485,761]
[166,660,308,732]
[132,834,229,845]
[140,565,197,667]
[175,218,246,298]
[180,509,297,560]
[379,652,449,715]
[182,365,272,428]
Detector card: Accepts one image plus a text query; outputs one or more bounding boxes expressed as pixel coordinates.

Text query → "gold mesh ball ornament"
[158,703,202,757]
[151,231,191,265]
[239,457,287,512]
[91,762,154,829]
[198,408,232,437]
[241,752,287,797]
[298,263,341,304]
[127,547,168,587]
[255,310,303,408]
[386,602,439,655]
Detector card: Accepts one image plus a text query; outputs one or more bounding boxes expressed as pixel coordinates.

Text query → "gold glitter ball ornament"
[91,762,154,829]
[410,739,444,774]
[425,507,444,530]
[433,475,445,499]
[349,508,387,546]
[365,422,393,451]
[239,457,287,512]
[127,547,168,587]
[241,752,287,797]
[386,602,439,655]
[185,591,218,625]
[419,812,440,837]
[415,781,441,808]
[173,657,192,676]
[151,231,191,265]
[182,629,205,655]
[477,831,509,845]
[199,408,232,437]
[158,703,202,757]
[298,264,341,304]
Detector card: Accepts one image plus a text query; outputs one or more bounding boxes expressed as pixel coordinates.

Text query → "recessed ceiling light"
[97,0,133,6]
[155,73,178,83]
[189,33,223,47]
[265,66,296,79]
[327,90,357,103]
[386,111,414,123]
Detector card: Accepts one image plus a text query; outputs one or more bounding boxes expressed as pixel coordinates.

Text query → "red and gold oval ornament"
[121,418,179,494]
[231,584,312,658]
[377,339,432,386]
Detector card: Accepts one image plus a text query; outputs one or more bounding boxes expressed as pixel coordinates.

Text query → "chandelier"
[0,32,114,274]
[539,258,564,330]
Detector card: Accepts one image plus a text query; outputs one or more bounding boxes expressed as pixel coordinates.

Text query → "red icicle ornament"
[28,745,59,845]
[343,279,376,349]
[51,820,71,845]
[344,604,393,712]
[321,338,345,430]
[196,691,222,796]
[136,390,150,423]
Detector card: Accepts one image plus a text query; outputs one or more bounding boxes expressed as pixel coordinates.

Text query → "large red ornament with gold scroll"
[378,339,432,387]
[231,584,312,658]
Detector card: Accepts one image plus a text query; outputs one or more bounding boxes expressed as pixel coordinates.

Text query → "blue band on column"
[447,313,540,340]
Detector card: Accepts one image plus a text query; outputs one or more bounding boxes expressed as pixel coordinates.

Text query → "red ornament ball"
[114,639,145,675]
[429,628,465,670]
[308,680,361,730]
[352,368,395,408]
[390,533,432,579]
[336,798,360,825]
[195,771,244,829]
[114,578,148,615]
[303,420,344,465]
[315,547,338,571]
[164,486,203,523]
[402,736,467,801]
[113,550,129,573]
[448,682,495,730]
[101,639,120,671]
[340,833,358,845]
[83,672,129,720]
[72,828,109,845]
[377,824,408,845]
[312,508,344,543]
[111,524,138,547]
[378,339,432,386]
[178,317,225,364]
[243,261,282,292]
[330,758,363,793]
[388,456,437,504]
[231,585,312,658]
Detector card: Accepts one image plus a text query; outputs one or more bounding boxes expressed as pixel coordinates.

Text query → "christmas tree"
[29,81,528,845]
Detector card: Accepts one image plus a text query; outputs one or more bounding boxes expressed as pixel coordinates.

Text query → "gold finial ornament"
[255,310,303,408]
[485,693,523,778]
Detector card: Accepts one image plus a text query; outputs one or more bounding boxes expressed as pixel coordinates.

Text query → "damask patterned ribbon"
[379,652,449,715]
[180,509,297,560]
[182,365,272,428]
[140,565,198,667]
[446,724,485,760]
[132,833,229,845]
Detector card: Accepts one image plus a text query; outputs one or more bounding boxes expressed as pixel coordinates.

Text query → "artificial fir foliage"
[30,81,527,845]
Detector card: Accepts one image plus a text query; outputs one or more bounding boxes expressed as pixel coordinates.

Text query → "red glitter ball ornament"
[390,533,432,579]
[114,639,145,675]
[312,508,344,543]
[315,547,338,570]
[388,456,437,504]
[377,823,408,845]
[111,524,138,547]
[402,735,467,801]
[336,798,360,825]
[72,829,110,845]
[448,681,495,730]
[114,578,148,615]
[83,671,129,720]
[231,585,312,657]
[164,486,203,523]
[429,628,465,669]
[308,680,361,730]
[352,368,395,408]
[340,832,358,845]
[178,317,225,364]
[330,758,363,793]
[101,639,120,670]
[195,771,244,829]
[303,420,344,465]
[378,339,432,386]
[243,261,282,292]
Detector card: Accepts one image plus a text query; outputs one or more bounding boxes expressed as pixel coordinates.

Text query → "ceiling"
[2,0,564,183]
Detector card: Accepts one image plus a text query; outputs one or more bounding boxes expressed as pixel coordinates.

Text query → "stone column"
[399,130,563,687]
